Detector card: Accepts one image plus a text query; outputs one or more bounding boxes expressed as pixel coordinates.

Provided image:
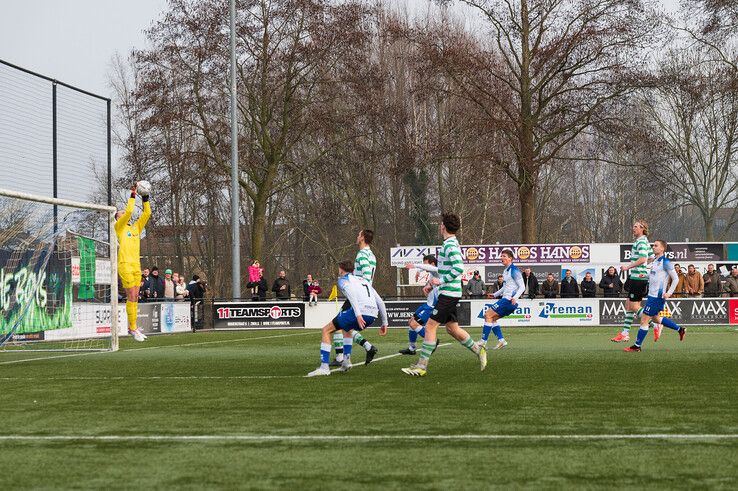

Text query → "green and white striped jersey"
[629,235,654,280]
[438,236,464,297]
[355,246,376,284]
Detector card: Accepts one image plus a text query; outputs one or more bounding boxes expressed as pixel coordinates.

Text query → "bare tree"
[638,49,738,240]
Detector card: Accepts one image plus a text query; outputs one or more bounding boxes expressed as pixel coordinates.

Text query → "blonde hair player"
[624,240,686,352]
[612,220,654,343]
[115,181,152,342]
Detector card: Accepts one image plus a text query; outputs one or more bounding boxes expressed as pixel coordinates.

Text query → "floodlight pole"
[230,0,241,298]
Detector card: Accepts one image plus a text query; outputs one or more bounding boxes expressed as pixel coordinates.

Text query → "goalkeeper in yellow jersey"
[115,182,151,342]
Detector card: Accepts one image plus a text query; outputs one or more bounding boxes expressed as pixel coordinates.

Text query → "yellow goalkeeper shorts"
[119,263,142,289]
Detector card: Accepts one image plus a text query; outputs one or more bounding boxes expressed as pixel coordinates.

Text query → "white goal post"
[0,188,119,352]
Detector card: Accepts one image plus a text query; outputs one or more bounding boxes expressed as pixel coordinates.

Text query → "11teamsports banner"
[213,301,305,329]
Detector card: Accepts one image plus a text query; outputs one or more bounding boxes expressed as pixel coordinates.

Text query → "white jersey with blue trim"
[337,273,388,325]
[414,263,440,307]
[494,263,526,300]
[648,255,679,298]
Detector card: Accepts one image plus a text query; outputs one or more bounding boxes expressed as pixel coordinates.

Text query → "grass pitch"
[0,327,736,489]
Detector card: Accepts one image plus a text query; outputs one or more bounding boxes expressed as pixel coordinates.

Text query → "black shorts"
[429,294,459,324]
[626,279,648,302]
[341,299,350,312]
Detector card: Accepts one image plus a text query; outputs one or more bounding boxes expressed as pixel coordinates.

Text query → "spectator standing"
[599,266,622,297]
[163,269,176,300]
[487,274,504,298]
[466,271,486,299]
[247,260,261,299]
[175,276,188,301]
[149,266,166,301]
[685,264,704,296]
[272,270,291,300]
[141,268,151,301]
[724,267,738,296]
[257,271,268,301]
[302,274,314,302]
[580,272,597,298]
[522,268,538,299]
[560,270,579,298]
[308,281,322,305]
[542,273,558,298]
[703,264,722,297]
[669,264,689,297]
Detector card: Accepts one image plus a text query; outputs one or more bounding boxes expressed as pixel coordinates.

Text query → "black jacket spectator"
[272,272,291,300]
[258,276,268,301]
[149,269,166,300]
[560,275,579,298]
[599,269,622,297]
[542,278,558,298]
[522,270,538,299]
[580,278,597,298]
[302,275,314,302]
[187,276,206,304]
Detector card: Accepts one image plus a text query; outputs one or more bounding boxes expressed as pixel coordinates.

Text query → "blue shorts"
[489,298,517,318]
[642,296,666,317]
[413,304,434,325]
[333,307,376,332]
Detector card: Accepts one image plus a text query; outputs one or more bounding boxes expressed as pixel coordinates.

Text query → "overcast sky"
[1,0,681,99]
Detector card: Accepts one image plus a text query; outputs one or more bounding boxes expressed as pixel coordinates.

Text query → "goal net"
[0,189,119,352]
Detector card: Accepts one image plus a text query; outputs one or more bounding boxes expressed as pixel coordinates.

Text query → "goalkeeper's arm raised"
[135,195,151,233]
[114,185,137,235]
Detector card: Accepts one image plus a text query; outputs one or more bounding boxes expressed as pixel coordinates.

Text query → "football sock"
[126,301,137,330]
[363,340,373,351]
[460,336,479,354]
[415,326,426,337]
[418,340,435,366]
[661,317,680,331]
[343,337,353,357]
[320,342,331,367]
[408,329,418,345]
[482,323,492,342]
[333,332,344,362]
[622,312,635,334]
[492,325,504,341]
[353,331,367,346]
[635,327,649,347]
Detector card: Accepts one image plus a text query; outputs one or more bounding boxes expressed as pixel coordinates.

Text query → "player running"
[612,220,654,343]
[307,260,388,377]
[401,213,486,377]
[479,249,525,350]
[331,229,379,366]
[400,255,440,355]
[624,240,686,352]
[115,182,151,342]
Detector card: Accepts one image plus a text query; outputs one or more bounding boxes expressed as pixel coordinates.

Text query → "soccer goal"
[0,189,119,352]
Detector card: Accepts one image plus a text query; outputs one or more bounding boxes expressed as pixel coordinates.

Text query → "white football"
[137,180,152,197]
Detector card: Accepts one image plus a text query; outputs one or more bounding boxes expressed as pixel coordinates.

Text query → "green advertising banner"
[0,248,72,335]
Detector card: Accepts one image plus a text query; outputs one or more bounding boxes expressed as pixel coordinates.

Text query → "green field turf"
[0,326,736,490]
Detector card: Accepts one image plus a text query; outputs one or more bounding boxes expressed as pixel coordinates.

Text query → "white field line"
[0,434,735,442]
[0,341,450,378]
[330,342,452,372]
[0,331,315,366]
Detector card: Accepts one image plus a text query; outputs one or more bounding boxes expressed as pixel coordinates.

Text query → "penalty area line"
[0,434,736,442]
[0,331,314,366]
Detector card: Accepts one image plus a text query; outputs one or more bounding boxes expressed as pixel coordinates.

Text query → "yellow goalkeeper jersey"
[115,197,151,265]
